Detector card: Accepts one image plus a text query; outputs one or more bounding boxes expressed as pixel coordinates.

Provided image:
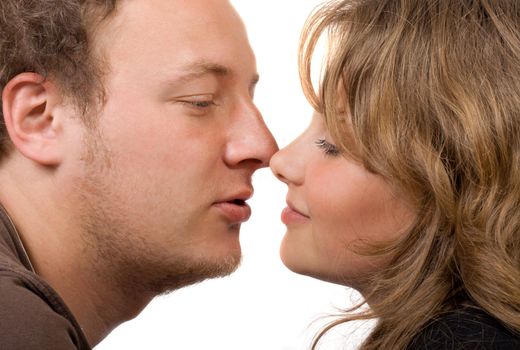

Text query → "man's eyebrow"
[166,61,259,86]
[161,62,231,87]
[178,61,230,81]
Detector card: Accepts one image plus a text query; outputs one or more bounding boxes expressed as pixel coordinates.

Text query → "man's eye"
[174,94,218,111]
[181,100,216,109]
[315,139,340,157]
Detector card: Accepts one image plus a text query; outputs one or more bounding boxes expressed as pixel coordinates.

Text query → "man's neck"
[0,163,152,346]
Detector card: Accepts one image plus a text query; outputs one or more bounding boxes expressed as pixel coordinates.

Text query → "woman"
[270,0,520,349]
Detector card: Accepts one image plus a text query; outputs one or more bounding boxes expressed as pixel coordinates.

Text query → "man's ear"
[2,73,64,166]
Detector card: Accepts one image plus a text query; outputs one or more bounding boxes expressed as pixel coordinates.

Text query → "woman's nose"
[269,139,305,186]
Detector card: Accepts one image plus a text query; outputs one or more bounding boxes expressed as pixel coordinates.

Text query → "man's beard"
[78,199,241,296]
[74,131,241,297]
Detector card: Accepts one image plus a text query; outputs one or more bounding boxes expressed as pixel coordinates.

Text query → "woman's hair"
[299,0,520,348]
[0,0,118,158]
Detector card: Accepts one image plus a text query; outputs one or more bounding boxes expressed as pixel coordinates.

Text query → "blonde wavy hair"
[299,0,520,349]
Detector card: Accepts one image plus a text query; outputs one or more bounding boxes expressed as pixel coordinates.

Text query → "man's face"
[73,0,277,293]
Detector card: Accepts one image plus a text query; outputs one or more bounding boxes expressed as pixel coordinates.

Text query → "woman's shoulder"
[407,304,520,350]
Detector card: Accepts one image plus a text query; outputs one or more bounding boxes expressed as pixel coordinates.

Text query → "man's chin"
[149,252,242,295]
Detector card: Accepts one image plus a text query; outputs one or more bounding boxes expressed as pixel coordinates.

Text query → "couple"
[0,0,519,349]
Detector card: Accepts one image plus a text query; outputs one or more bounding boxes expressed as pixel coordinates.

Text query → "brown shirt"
[0,206,91,350]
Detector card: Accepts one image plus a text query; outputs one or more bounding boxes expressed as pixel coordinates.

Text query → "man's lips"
[213,201,252,223]
[213,190,253,224]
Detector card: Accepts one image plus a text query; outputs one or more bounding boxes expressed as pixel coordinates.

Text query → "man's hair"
[300,0,520,349]
[0,0,119,158]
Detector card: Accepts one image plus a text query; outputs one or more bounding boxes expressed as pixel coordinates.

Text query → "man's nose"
[223,104,278,170]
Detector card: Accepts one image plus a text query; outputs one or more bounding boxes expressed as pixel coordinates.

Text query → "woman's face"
[270,113,415,290]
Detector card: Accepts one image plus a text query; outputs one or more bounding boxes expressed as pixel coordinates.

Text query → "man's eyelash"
[315,139,340,156]
[182,100,217,109]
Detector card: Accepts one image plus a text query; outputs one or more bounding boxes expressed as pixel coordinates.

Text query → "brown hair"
[300,0,520,348]
[0,0,119,157]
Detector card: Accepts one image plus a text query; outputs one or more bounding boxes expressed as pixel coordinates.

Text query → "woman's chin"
[280,254,351,287]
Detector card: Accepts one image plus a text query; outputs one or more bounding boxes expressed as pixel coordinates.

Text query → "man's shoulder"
[0,268,91,350]
[408,305,520,350]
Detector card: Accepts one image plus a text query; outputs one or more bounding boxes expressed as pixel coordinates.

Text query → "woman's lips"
[213,201,252,223]
[281,206,310,225]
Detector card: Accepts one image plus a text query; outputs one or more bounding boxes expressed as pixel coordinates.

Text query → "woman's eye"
[315,139,340,157]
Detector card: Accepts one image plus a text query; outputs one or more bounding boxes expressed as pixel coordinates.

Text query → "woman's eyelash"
[315,139,340,156]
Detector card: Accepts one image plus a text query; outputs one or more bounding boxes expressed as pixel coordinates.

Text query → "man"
[0,0,277,348]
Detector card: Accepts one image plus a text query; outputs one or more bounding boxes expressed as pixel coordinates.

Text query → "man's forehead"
[94,0,258,89]
[112,0,236,26]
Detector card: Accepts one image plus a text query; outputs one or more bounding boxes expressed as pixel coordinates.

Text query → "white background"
[95,1,370,349]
